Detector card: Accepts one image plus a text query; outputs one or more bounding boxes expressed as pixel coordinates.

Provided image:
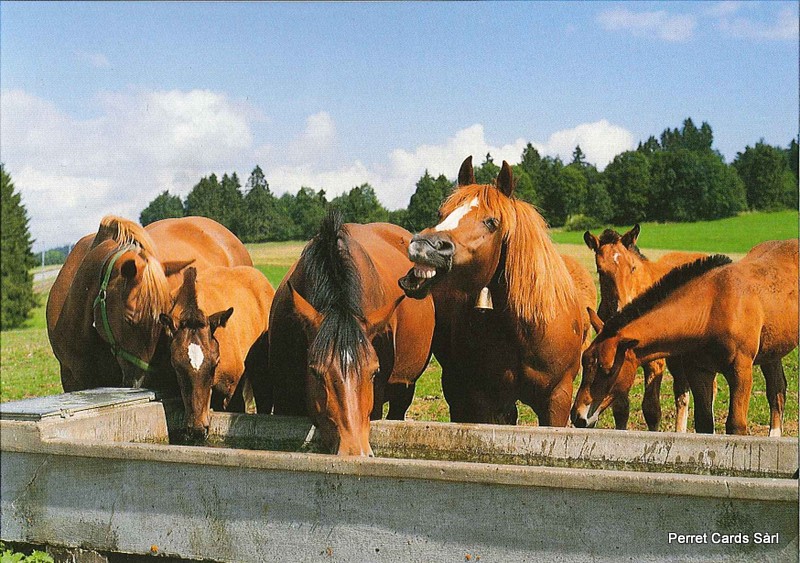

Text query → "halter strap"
[92,244,155,373]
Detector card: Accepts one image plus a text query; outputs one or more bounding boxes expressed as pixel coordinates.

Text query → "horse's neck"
[620,290,711,363]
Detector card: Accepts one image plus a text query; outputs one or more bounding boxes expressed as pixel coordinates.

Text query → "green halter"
[92,245,156,374]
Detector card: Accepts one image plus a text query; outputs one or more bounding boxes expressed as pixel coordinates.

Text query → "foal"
[581,225,705,430]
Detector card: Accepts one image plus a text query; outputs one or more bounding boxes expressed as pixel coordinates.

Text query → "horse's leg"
[642,359,665,431]
[686,367,716,434]
[724,357,753,435]
[761,360,787,437]
[247,333,273,415]
[385,382,415,420]
[667,357,691,433]
[531,373,573,427]
[611,394,630,430]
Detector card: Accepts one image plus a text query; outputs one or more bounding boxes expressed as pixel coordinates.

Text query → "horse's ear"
[496,161,515,197]
[621,224,640,248]
[159,313,176,337]
[209,307,234,334]
[365,294,405,339]
[457,156,475,186]
[120,254,145,282]
[162,259,196,278]
[587,308,604,334]
[288,282,322,335]
[584,231,600,253]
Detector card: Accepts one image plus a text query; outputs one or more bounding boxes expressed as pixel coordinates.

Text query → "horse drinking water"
[573,240,798,435]
[159,266,274,442]
[269,211,435,456]
[47,216,252,391]
[579,225,707,431]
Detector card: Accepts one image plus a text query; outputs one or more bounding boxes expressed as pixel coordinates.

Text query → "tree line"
[140,118,798,240]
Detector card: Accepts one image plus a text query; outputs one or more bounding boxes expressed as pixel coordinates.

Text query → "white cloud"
[75,49,110,69]
[288,111,337,164]
[2,87,634,249]
[1,88,254,249]
[717,6,798,41]
[598,8,696,42]
[533,120,635,170]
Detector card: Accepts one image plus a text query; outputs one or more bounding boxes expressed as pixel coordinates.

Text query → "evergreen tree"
[331,183,389,224]
[603,151,651,224]
[787,139,799,182]
[571,145,588,166]
[140,190,185,226]
[733,141,796,211]
[511,165,537,206]
[475,153,500,184]
[292,187,328,239]
[583,181,614,224]
[406,171,452,232]
[1,166,37,330]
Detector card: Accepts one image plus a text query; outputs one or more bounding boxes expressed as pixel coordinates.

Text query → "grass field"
[2,210,797,436]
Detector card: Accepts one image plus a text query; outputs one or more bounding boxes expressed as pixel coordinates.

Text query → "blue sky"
[1,1,797,250]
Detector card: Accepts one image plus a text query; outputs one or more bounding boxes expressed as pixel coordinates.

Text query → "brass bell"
[474,287,494,311]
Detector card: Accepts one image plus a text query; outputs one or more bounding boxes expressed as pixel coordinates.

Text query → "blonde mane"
[93,215,171,322]
[442,185,576,325]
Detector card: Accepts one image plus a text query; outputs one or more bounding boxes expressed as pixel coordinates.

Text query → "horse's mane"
[300,209,367,373]
[92,215,171,323]
[441,185,576,325]
[598,229,648,261]
[174,267,203,324]
[601,254,733,337]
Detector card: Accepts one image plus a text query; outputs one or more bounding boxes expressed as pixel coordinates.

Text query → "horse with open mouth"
[269,210,435,455]
[47,215,253,392]
[399,156,594,426]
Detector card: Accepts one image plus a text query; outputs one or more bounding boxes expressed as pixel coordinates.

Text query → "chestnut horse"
[159,266,274,442]
[580,225,706,431]
[401,157,593,426]
[269,210,435,455]
[47,216,252,391]
[573,240,798,435]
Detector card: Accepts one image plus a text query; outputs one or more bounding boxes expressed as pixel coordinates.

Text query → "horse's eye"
[631,265,637,272]
[483,217,499,232]
[371,369,380,382]
[309,367,323,381]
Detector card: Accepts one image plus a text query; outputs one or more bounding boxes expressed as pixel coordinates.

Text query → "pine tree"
[140,191,185,226]
[1,166,37,330]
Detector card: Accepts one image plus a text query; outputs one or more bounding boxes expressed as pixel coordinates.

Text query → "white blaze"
[187,343,205,371]
[435,197,479,232]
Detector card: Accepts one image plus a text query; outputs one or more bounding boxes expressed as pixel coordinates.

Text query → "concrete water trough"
[1,388,798,562]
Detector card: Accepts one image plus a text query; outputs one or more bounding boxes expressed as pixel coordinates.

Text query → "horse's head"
[92,244,190,387]
[401,156,511,298]
[571,309,639,428]
[584,225,645,320]
[160,267,234,442]
[289,282,403,456]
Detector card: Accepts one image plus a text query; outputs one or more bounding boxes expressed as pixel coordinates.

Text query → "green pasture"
[2,210,797,436]
[551,209,798,254]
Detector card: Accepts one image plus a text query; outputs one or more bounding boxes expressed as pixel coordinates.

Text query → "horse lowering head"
[160,267,234,442]
[90,216,194,387]
[289,281,403,456]
[583,225,644,320]
[401,156,514,298]
[571,309,640,428]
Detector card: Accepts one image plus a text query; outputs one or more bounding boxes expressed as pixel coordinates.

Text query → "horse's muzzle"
[408,234,454,269]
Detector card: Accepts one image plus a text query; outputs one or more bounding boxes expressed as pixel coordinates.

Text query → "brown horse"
[159,266,274,442]
[269,210,435,455]
[400,156,593,426]
[580,225,706,431]
[573,240,798,435]
[47,216,252,391]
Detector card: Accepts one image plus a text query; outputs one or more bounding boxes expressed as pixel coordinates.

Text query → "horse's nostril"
[434,238,454,255]
[573,417,587,429]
